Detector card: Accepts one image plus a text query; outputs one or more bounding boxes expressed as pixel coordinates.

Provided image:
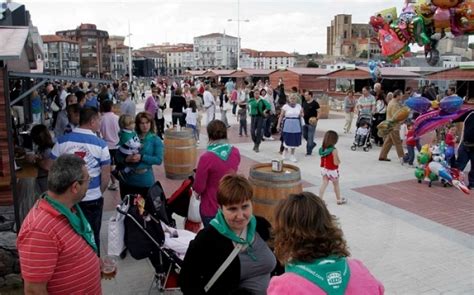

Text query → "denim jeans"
[239,119,247,135]
[250,116,264,146]
[186,124,199,141]
[456,142,474,188]
[263,116,272,138]
[406,145,415,165]
[302,124,316,155]
[79,197,104,255]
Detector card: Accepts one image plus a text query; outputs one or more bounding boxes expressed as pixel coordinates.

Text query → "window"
[344,16,349,24]
[343,31,347,39]
[217,46,221,51]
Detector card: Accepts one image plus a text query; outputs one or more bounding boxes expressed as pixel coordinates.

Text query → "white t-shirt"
[282,103,302,118]
[356,127,369,136]
[185,108,198,126]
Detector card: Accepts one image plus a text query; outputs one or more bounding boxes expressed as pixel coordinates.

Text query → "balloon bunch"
[377,106,411,138]
[415,144,470,194]
[370,0,473,66]
[368,60,382,82]
[405,95,470,141]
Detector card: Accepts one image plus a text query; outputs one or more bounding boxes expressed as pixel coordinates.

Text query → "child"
[185,100,199,143]
[355,122,370,146]
[445,125,457,167]
[404,121,416,167]
[237,103,248,136]
[116,115,141,178]
[319,130,346,205]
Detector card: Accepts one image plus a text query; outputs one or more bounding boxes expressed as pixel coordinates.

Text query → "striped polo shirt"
[17,199,101,294]
[51,128,110,201]
[357,95,376,116]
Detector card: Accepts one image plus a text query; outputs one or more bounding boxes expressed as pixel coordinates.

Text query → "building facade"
[326,14,374,58]
[240,49,295,70]
[42,35,80,76]
[56,23,111,78]
[193,33,238,69]
[108,36,131,79]
[166,48,194,76]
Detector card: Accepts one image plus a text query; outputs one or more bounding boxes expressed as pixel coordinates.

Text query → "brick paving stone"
[354,180,474,235]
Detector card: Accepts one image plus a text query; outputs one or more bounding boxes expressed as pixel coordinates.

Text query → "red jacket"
[406,129,416,146]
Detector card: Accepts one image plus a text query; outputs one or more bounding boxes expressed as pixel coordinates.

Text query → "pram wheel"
[363,147,369,152]
[351,145,356,151]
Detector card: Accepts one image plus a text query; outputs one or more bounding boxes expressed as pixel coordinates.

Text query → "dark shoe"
[255,145,260,153]
[378,158,391,161]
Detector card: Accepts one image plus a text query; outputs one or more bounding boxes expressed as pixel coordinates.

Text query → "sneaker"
[265,136,275,141]
[282,151,288,160]
[108,182,119,191]
[290,155,297,163]
[399,158,404,165]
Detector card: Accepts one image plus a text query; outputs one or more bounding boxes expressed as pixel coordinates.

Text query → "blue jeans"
[79,197,104,255]
[239,119,247,135]
[406,145,415,165]
[456,143,474,188]
[186,124,199,140]
[263,116,272,138]
[250,116,264,146]
[302,124,316,155]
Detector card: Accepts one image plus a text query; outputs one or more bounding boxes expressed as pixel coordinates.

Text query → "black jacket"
[179,216,275,295]
[170,95,187,113]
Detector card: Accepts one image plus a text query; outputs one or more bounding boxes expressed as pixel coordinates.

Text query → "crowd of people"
[11,75,473,294]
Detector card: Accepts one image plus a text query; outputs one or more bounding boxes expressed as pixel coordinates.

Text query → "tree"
[359,50,368,59]
[307,60,319,68]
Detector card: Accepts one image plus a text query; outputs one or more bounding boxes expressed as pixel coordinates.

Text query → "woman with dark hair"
[180,174,276,294]
[115,112,163,199]
[28,124,54,193]
[268,192,384,295]
[170,87,187,127]
[372,83,387,146]
[193,120,241,227]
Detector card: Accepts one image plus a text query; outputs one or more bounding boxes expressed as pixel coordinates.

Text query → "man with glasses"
[51,107,111,253]
[18,154,102,294]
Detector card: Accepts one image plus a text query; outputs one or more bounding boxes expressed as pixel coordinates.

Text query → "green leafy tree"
[359,50,368,59]
[307,60,319,68]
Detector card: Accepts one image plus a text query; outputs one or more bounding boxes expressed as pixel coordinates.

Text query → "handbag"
[50,101,60,112]
[107,197,130,256]
[204,243,245,293]
[187,190,202,223]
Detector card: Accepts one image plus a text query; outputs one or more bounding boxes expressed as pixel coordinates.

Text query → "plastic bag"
[187,190,201,223]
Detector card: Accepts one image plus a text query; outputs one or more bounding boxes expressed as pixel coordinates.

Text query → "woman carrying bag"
[180,174,277,295]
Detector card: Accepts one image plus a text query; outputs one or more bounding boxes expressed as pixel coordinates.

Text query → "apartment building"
[42,35,80,76]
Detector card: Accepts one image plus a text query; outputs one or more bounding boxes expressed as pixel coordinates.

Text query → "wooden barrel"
[249,163,302,225]
[164,128,197,180]
[318,103,330,119]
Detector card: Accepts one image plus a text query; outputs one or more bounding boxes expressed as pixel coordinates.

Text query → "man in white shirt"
[203,85,216,125]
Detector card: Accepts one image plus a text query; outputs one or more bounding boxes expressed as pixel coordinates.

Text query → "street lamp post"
[228,0,249,70]
[127,21,133,92]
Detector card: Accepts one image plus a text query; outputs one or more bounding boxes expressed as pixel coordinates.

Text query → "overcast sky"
[20,0,470,54]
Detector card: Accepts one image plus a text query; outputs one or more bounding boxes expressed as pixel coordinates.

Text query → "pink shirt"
[100,111,120,150]
[193,147,240,217]
[144,95,158,117]
[268,259,384,295]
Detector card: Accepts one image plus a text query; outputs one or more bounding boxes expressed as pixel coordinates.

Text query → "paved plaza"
[101,100,474,295]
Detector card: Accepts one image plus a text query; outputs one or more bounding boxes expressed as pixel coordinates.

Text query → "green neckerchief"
[43,193,98,253]
[319,146,335,157]
[207,141,233,161]
[210,210,257,261]
[286,256,350,295]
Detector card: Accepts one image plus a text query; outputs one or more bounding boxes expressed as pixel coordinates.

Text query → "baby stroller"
[117,176,196,294]
[351,114,373,152]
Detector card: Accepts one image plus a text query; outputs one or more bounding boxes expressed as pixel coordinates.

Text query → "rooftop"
[41,34,77,44]
[0,26,29,60]
[195,32,238,39]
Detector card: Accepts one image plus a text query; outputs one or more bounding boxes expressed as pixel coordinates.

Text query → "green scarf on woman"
[207,140,233,161]
[286,256,351,295]
[43,194,98,253]
[210,210,257,260]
